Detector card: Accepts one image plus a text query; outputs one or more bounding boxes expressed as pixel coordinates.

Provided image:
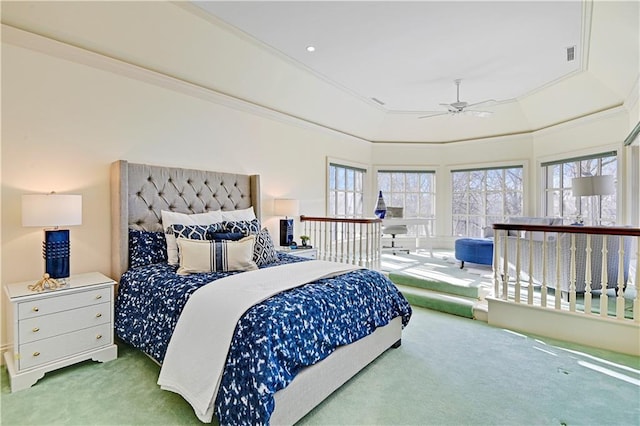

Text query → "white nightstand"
[278,247,318,260]
[3,272,118,392]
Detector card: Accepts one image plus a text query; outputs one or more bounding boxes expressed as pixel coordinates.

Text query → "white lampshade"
[274,199,299,217]
[22,193,83,227]
[571,176,615,197]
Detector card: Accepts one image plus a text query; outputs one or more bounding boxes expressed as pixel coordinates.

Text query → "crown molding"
[1,23,370,145]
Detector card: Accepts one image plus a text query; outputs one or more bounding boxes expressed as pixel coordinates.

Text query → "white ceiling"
[189,1,638,143]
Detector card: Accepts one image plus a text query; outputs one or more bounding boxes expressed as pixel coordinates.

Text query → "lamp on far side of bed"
[22,192,82,290]
[274,198,299,247]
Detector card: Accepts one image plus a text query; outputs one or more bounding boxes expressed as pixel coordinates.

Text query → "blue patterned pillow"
[210,232,245,241]
[170,223,224,240]
[253,228,278,266]
[222,219,261,236]
[129,229,167,269]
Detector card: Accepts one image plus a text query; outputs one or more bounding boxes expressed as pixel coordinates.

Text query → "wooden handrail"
[493,223,640,237]
[300,215,382,225]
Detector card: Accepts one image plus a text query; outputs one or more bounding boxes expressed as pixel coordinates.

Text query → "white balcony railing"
[300,215,382,269]
[489,223,640,355]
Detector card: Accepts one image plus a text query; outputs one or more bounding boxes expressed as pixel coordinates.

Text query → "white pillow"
[220,207,257,221]
[161,210,223,265]
[176,235,257,275]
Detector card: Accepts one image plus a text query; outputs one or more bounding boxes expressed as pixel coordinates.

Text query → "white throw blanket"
[157,260,360,423]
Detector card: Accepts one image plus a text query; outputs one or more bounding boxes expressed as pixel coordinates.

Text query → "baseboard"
[488,297,640,356]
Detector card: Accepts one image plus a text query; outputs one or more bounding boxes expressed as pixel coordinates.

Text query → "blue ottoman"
[455,238,494,269]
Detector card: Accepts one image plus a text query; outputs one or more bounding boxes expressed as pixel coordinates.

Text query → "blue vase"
[374,191,387,219]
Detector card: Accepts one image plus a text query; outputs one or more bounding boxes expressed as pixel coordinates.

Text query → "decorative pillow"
[210,232,245,241]
[129,229,167,268]
[161,210,223,265]
[170,223,224,240]
[222,218,261,236]
[253,228,279,266]
[220,207,257,222]
[176,235,257,275]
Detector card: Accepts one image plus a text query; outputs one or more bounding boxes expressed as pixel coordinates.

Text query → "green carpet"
[2,307,639,425]
[395,284,476,318]
[389,271,483,299]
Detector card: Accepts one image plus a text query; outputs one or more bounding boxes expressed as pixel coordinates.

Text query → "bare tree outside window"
[451,166,524,237]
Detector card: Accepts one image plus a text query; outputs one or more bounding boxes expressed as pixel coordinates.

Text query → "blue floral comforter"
[115,254,411,425]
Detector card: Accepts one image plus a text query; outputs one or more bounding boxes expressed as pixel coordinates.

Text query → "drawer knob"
[96,313,102,318]
[33,352,40,357]
[32,327,40,333]
[96,334,102,340]
[32,307,39,312]
[95,295,102,300]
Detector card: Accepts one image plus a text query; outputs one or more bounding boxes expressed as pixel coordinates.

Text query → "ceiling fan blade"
[466,99,496,108]
[418,112,450,119]
[464,110,494,117]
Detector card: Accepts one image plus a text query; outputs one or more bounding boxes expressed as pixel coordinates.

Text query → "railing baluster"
[555,234,562,310]
[584,234,593,315]
[569,233,577,312]
[541,232,548,308]
[616,236,625,319]
[300,216,382,268]
[528,232,534,305]
[600,235,609,318]
[515,232,521,303]
[501,229,509,300]
[635,235,639,323]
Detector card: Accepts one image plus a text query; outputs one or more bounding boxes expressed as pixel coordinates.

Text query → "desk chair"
[382,207,409,254]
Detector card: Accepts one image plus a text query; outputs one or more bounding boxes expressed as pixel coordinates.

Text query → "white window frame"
[327,158,368,217]
[375,167,436,237]
[540,150,618,225]
[451,164,525,237]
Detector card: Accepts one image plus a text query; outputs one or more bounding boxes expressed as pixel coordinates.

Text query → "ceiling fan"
[419,79,495,119]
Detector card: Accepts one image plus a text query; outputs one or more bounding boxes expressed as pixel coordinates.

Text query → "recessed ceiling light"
[306,46,316,52]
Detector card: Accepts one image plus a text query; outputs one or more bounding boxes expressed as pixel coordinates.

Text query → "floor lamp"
[571,175,615,226]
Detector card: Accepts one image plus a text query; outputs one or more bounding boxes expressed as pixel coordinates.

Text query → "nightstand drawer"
[18,287,111,320]
[19,323,113,370]
[19,302,111,344]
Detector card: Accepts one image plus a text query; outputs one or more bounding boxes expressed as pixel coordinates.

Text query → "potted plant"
[300,235,310,247]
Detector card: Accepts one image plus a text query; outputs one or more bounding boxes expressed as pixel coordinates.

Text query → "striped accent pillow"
[176,235,257,275]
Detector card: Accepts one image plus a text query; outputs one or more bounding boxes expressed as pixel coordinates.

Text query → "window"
[451,166,524,237]
[542,151,617,225]
[377,170,435,236]
[328,162,365,217]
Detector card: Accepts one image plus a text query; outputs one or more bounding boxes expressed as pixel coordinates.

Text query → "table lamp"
[571,175,614,226]
[274,199,299,246]
[22,192,82,283]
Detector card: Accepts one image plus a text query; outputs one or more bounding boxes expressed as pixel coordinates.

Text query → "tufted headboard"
[110,160,261,280]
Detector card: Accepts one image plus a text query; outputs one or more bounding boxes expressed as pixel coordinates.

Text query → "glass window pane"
[505,191,522,216]
[452,193,467,214]
[469,171,484,190]
[406,173,419,192]
[486,192,502,215]
[486,169,503,191]
[452,171,468,190]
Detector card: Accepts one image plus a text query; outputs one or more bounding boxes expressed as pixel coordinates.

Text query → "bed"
[110,160,412,425]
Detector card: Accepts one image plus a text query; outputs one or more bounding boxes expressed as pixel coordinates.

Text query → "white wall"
[0,36,372,349]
